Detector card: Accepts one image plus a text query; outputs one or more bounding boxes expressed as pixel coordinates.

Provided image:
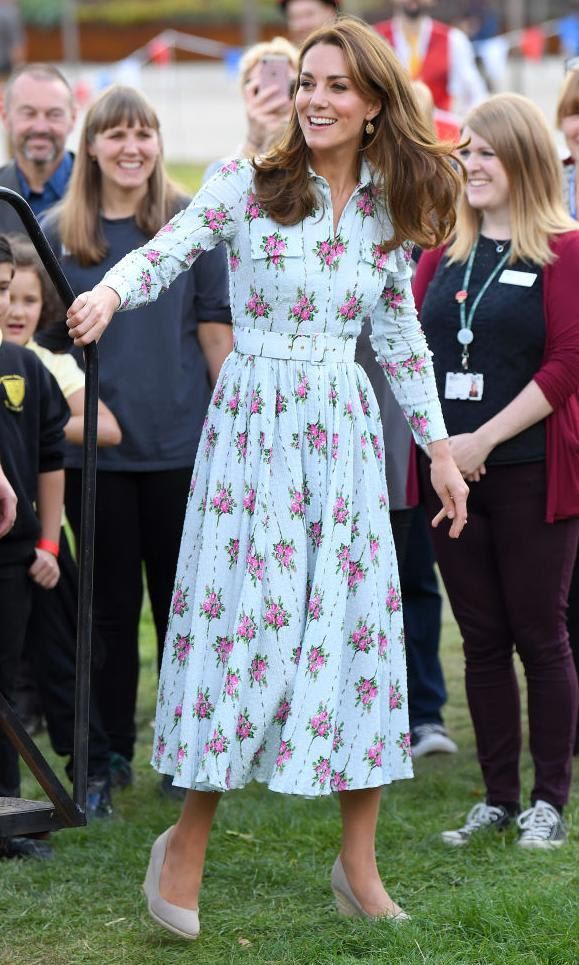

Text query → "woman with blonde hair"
[414,93,579,848]
[556,67,579,219]
[66,18,467,935]
[238,36,299,160]
[42,84,232,796]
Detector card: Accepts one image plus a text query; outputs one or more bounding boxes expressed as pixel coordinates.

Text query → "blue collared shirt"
[16,151,73,216]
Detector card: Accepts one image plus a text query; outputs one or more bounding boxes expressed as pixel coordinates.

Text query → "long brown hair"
[447,94,577,266]
[58,85,185,266]
[253,16,463,250]
[7,233,65,330]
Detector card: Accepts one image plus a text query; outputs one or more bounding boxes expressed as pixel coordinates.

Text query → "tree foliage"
[20,0,386,28]
[20,0,281,27]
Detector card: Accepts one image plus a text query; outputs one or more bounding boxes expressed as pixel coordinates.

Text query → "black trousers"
[567,553,579,748]
[65,467,192,761]
[0,562,33,797]
[390,506,446,729]
[25,531,111,779]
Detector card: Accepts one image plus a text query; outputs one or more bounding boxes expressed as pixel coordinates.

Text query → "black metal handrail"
[0,187,97,831]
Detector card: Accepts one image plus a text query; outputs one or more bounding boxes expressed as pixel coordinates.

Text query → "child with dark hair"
[1,235,122,820]
[0,234,69,859]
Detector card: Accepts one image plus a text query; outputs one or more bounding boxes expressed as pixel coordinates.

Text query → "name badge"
[444,371,484,401]
[498,270,537,287]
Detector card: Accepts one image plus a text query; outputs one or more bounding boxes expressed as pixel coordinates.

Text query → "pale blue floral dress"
[102,157,447,796]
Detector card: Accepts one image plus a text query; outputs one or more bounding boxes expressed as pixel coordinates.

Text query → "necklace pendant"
[455,289,468,304]
[457,328,474,346]
[496,243,505,253]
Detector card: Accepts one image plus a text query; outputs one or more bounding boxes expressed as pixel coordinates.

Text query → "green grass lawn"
[168,162,205,194]
[1,595,577,964]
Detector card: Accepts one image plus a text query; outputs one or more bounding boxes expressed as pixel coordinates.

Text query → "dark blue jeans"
[391,506,446,730]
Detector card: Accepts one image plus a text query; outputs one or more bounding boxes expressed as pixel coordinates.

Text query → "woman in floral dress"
[67,17,467,937]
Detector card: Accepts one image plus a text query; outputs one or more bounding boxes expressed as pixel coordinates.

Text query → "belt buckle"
[311,333,326,364]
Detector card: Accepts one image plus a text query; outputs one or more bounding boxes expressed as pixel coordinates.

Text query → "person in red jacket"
[556,66,579,755]
[375,0,486,136]
[414,93,579,850]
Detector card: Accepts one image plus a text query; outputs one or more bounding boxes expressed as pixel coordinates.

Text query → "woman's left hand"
[449,431,493,476]
[429,450,469,539]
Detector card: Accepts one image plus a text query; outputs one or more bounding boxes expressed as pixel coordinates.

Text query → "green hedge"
[21,0,385,28]
[22,0,282,27]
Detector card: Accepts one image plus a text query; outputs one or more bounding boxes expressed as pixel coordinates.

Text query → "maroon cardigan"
[413,232,579,522]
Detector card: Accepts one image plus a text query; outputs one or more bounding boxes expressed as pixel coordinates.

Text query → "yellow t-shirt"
[26,340,84,400]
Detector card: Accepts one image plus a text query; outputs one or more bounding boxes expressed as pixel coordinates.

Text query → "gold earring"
[365,120,375,135]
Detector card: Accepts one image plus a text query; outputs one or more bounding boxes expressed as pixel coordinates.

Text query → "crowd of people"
[0,0,576,939]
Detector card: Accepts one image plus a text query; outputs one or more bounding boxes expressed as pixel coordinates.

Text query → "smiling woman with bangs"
[63,19,468,938]
[40,84,233,801]
[57,84,178,266]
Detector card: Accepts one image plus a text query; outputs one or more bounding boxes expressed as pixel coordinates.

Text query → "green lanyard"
[455,236,511,369]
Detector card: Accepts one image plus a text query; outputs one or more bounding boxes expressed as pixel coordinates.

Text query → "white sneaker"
[441,803,512,846]
[411,723,458,759]
[517,801,567,849]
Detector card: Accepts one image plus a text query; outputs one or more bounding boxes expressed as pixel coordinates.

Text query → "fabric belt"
[234,327,356,365]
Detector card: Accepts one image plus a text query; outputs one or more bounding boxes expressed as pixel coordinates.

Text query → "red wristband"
[36,538,60,558]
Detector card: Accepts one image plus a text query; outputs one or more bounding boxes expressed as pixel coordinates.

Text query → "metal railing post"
[0,187,97,825]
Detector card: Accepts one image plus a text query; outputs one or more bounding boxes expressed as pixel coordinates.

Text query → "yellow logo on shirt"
[1,375,25,412]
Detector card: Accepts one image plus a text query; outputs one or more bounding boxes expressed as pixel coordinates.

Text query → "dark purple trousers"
[420,457,579,808]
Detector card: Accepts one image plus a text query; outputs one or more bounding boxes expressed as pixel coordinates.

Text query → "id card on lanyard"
[445,236,512,401]
[444,371,484,401]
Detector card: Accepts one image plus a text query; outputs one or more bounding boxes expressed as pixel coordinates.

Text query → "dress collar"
[307,157,374,191]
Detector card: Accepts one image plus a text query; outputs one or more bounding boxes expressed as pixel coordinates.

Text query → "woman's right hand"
[66,285,121,346]
[245,83,292,155]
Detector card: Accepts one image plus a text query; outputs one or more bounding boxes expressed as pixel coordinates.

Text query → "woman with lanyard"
[414,93,579,849]
[556,67,579,756]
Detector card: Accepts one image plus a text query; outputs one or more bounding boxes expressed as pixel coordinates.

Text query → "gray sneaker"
[441,803,512,846]
[517,801,567,849]
[411,723,458,759]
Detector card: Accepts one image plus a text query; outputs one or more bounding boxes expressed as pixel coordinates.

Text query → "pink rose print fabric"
[102,158,446,796]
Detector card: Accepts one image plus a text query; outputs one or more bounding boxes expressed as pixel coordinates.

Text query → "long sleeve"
[369,246,447,446]
[101,159,252,312]
[535,232,579,409]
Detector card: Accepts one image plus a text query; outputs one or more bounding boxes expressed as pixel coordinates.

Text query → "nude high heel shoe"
[143,826,200,940]
[331,856,410,922]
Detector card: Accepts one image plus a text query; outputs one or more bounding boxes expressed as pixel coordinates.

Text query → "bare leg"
[159,790,221,909]
[338,787,404,917]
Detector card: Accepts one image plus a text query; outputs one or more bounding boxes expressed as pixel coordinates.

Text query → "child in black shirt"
[0,234,69,858]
